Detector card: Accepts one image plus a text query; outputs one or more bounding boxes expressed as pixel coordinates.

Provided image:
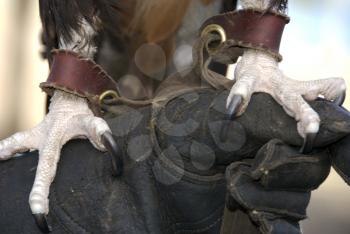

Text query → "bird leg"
[226,0,346,153]
[0,18,119,233]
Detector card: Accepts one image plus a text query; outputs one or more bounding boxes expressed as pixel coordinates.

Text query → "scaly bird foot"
[0,90,121,232]
[226,50,346,153]
[33,214,51,233]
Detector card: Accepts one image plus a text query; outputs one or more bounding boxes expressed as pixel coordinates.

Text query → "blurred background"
[0,0,349,233]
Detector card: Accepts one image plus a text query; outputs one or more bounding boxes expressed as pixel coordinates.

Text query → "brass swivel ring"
[201,24,227,52]
[99,90,119,106]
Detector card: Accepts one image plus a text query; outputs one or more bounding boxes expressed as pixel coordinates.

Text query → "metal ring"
[99,90,119,106]
[201,24,227,51]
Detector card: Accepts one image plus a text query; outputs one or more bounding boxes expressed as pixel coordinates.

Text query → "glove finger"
[238,93,350,149]
[250,139,331,191]
[329,134,350,185]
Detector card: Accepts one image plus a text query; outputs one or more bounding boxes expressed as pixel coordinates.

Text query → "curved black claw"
[33,214,51,233]
[102,132,123,176]
[334,91,346,106]
[227,95,243,120]
[300,133,317,154]
[220,95,243,141]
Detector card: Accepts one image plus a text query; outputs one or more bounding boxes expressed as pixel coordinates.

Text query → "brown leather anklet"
[200,8,290,62]
[40,50,119,115]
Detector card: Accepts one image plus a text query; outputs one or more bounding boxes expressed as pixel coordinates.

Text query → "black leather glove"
[1,91,350,234]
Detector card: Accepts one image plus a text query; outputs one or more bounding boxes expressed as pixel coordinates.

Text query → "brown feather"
[201,0,216,6]
[109,0,191,72]
[131,0,191,43]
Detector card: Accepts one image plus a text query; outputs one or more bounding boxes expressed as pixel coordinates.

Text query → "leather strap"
[200,9,290,62]
[40,50,118,114]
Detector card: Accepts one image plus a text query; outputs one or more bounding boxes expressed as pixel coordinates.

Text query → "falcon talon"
[227,95,243,120]
[300,133,317,154]
[33,213,51,233]
[334,90,346,106]
[220,95,243,141]
[101,132,123,177]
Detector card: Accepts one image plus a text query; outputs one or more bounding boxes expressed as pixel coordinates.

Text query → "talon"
[300,133,317,154]
[101,132,123,176]
[221,95,243,141]
[33,213,51,233]
[334,91,346,106]
[227,95,243,120]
